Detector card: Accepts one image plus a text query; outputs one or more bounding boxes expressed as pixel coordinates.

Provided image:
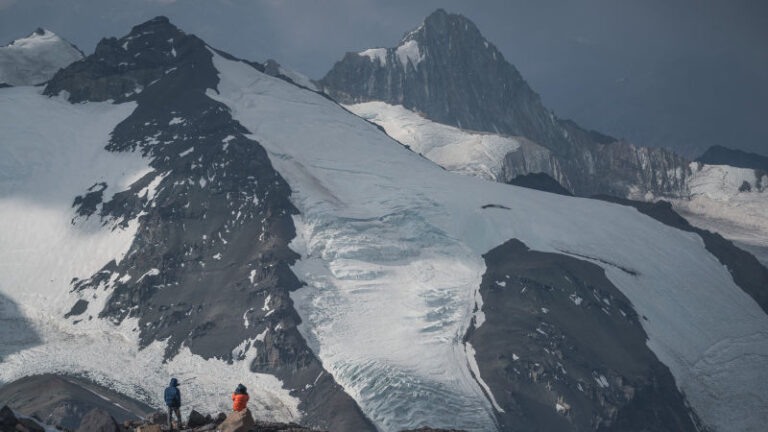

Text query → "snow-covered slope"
[1,16,375,432]
[209,52,768,432]
[347,101,768,270]
[669,163,768,266]
[0,85,301,419]
[346,101,554,182]
[0,29,83,86]
[0,87,300,424]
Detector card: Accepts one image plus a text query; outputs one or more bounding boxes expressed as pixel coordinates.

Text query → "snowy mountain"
[323,9,768,273]
[667,162,768,266]
[1,15,768,432]
[0,28,83,86]
[320,9,690,198]
[347,101,558,182]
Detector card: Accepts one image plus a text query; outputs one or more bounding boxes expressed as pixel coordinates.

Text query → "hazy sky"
[1,0,766,157]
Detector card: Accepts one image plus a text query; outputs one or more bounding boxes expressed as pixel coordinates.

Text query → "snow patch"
[358,48,387,67]
[395,40,423,69]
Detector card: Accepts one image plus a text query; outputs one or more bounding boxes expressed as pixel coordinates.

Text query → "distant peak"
[423,9,477,31]
[426,8,449,19]
[128,15,181,36]
[4,27,64,49]
[148,16,171,25]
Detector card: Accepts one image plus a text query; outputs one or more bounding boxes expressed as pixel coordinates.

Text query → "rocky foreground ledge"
[1,404,464,432]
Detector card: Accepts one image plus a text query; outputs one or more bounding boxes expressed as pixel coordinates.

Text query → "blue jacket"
[164,378,181,407]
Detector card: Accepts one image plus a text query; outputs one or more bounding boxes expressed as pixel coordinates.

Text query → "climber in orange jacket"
[232,384,249,412]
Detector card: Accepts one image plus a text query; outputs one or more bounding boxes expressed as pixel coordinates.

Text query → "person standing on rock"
[232,384,249,412]
[164,378,183,431]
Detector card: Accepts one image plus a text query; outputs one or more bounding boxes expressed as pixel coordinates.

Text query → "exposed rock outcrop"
[76,408,120,432]
[0,374,153,430]
[464,239,702,431]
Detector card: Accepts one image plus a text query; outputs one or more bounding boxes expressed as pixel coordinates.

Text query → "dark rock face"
[146,411,168,425]
[594,196,768,315]
[45,16,374,432]
[320,9,691,197]
[465,239,701,431]
[64,299,89,318]
[187,410,207,428]
[0,405,18,430]
[45,17,187,104]
[696,145,768,171]
[75,408,119,432]
[0,374,153,430]
[508,173,573,196]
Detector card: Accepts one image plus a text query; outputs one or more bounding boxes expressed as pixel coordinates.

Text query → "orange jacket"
[232,392,249,412]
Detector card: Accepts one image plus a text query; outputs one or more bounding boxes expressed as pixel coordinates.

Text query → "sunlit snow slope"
[669,163,768,266]
[346,101,554,182]
[0,29,83,86]
[208,52,768,432]
[0,86,300,420]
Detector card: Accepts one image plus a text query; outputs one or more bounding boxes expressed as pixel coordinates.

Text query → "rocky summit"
[321,9,690,197]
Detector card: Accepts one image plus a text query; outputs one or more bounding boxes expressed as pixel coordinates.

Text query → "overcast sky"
[1,0,766,157]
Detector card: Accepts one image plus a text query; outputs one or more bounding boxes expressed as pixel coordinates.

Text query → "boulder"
[75,408,119,432]
[135,425,162,432]
[0,405,18,429]
[145,411,167,425]
[187,409,207,428]
[15,418,45,432]
[214,412,227,424]
[218,409,254,432]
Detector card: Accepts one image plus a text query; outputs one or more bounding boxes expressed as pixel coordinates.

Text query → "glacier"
[208,52,768,432]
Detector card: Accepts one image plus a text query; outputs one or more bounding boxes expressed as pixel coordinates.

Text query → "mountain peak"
[418,9,483,41]
[0,27,83,86]
[126,15,183,39]
[46,16,206,102]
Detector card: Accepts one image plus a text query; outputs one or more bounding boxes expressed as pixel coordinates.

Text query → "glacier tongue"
[209,51,768,432]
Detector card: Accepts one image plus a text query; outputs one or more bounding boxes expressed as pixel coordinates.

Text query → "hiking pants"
[167,406,182,430]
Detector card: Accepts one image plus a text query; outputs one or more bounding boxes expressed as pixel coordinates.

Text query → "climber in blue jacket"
[164,378,183,431]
